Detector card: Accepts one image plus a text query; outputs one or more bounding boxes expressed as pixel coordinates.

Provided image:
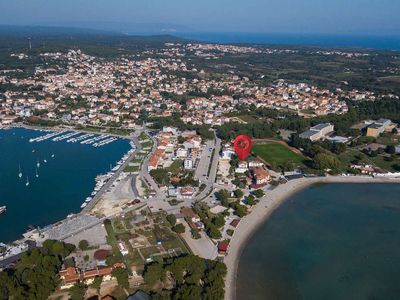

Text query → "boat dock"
[80,142,138,213]
[29,130,120,148]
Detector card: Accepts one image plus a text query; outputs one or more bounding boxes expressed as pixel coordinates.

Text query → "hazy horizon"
[1,0,399,36]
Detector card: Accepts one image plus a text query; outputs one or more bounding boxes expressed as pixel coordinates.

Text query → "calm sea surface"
[0,128,130,243]
[237,183,400,300]
[174,33,400,51]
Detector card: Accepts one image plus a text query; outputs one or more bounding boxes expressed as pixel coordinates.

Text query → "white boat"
[36,160,40,168]
[85,197,92,203]
[0,206,6,215]
[43,159,47,163]
[80,203,87,208]
[25,177,30,186]
[18,164,22,178]
[35,168,39,178]
[51,154,55,158]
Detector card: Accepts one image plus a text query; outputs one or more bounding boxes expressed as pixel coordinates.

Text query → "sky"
[0,0,400,35]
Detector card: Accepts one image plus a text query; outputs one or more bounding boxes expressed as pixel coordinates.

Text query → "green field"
[252,143,307,167]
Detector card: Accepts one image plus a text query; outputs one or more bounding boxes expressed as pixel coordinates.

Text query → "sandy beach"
[224,175,400,300]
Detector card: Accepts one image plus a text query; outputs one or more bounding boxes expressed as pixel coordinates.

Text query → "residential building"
[252,167,271,186]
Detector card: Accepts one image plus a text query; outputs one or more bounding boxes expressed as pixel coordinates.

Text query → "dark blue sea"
[174,33,400,51]
[0,128,130,243]
[236,183,400,299]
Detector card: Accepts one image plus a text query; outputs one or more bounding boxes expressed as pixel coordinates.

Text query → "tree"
[191,228,201,239]
[215,189,229,207]
[79,239,89,251]
[252,189,265,198]
[312,153,341,171]
[332,143,347,154]
[90,276,102,291]
[233,189,244,199]
[166,214,177,226]
[112,268,129,289]
[172,223,186,234]
[178,135,185,144]
[143,262,165,287]
[233,202,248,218]
[245,195,256,206]
[206,223,222,239]
[386,145,396,155]
[212,214,225,229]
[69,282,87,300]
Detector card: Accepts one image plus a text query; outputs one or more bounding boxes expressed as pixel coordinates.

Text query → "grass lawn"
[339,148,400,172]
[168,199,184,206]
[252,143,307,167]
[162,237,189,253]
[376,135,399,146]
[139,132,148,141]
[140,246,161,259]
[124,165,140,172]
[141,141,153,148]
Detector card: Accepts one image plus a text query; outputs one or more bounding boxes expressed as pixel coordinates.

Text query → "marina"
[29,130,120,148]
[0,127,133,243]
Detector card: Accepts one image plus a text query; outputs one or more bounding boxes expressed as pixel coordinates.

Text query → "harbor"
[0,127,134,243]
[29,130,121,148]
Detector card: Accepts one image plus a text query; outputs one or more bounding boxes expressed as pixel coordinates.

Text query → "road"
[138,131,164,199]
[81,133,140,213]
[194,139,215,182]
[143,132,221,209]
[44,130,222,243]
[195,135,221,201]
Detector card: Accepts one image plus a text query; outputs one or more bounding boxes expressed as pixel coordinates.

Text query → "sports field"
[252,143,306,167]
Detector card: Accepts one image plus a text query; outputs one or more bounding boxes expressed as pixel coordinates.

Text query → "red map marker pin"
[234,135,252,160]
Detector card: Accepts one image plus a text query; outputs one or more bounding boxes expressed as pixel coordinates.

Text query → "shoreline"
[224,175,400,300]
[0,127,135,245]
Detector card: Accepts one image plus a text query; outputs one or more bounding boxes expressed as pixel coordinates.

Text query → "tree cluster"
[0,240,75,300]
[143,255,227,300]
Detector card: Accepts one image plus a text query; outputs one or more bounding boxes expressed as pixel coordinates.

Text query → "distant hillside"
[0,25,188,57]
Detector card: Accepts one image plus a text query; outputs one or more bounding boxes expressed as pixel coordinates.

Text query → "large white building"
[299,123,334,141]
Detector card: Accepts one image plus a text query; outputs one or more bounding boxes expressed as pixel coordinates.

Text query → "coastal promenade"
[224,175,400,300]
[81,134,139,213]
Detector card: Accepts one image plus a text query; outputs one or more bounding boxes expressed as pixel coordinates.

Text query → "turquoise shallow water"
[237,183,400,300]
[0,128,130,243]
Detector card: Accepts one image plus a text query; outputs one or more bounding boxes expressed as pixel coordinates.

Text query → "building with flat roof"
[299,123,334,141]
[366,119,392,137]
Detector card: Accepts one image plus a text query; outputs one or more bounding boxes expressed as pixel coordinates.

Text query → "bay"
[0,128,130,243]
[237,183,400,300]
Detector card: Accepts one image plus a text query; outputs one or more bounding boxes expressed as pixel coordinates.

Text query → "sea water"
[237,183,400,299]
[0,128,130,243]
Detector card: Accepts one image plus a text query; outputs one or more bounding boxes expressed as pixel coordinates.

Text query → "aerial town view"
[1,1,400,300]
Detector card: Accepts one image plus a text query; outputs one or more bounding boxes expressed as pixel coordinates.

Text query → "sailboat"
[25,177,30,186]
[43,159,47,163]
[35,168,39,178]
[51,154,55,158]
[36,159,40,168]
[18,164,22,178]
